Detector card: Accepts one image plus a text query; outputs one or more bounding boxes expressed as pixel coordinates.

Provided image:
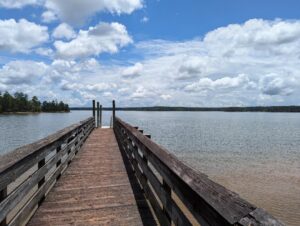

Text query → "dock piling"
[112,100,115,127]
[100,105,102,128]
[92,100,95,118]
[97,102,100,128]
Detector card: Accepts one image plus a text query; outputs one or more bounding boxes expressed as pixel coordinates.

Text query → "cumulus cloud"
[129,19,300,106]
[122,63,143,78]
[0,19,48,53]
[61,81,116,92]
[46,58,100,82]
[184,74,251,92]
[52,23,76,40]
[54,22,132,59]
[259,73,298,96]
[1,18,300,107]
[0,60,48,85]
[44,0,143,25]
[203,18,300,58]
[41,10,57,23]
[35,47,53,57]
[0,0,42,8]
[130,86,153,99]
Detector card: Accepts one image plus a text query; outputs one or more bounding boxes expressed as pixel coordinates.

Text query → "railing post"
[92,100,95,118]
[112,100,115,127]
[56,145,62,180]
[38,158,46,206]
[97,102,100,128]
[0,188,7,226]
[162,180,172,226]
[100,105,102,128]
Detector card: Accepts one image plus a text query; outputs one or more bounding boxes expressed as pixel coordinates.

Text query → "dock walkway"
[28,128,154,226]
[0,112,283,226]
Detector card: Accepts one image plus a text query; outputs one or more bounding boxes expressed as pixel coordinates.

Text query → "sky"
[0,0,300,107]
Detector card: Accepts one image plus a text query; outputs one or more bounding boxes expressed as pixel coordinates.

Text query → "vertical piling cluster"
[92,100,102,128]
[92,100,115,128]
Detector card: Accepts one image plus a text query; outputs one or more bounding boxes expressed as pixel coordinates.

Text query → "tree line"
[71,106,300,112]
[0,91,70,113]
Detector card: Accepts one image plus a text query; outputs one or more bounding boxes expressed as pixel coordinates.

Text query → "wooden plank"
[0,118,94,226]
[27,129,149,226]
[0,136,79,223]
[238,208,284,226]
[0,118,94,191]
[8,130,90,226]
[126,131,192,226]
[114,117,282,226]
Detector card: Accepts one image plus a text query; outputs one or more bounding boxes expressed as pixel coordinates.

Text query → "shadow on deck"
[27,128,157,226]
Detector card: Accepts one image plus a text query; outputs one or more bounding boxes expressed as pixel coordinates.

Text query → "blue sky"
[0,0,300,106]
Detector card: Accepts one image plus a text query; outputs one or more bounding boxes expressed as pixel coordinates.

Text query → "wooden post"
[0,188,7,226]
[56,146,62,180]
[100,105,102,128]
[112,100,115,127]
[162,180,172,226]
[38,158,46,206]
[97,102,100,128]
[92,100,95,118]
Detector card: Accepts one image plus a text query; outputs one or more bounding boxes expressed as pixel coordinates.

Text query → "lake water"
[0,111,299,225]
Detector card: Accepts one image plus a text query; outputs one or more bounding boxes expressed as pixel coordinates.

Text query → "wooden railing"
[0,117,94,226]
[114,117,284,226]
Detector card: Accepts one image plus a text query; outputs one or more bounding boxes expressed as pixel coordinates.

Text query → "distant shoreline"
[70,106,300,113]
[0,111,70,115]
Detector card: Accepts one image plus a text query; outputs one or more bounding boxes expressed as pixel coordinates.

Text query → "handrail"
[0,117,95,226]
[114,117,284,226]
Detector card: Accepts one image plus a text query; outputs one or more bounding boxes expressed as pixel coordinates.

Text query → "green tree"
[0,91,69,113]
[14,92,29,112]
[31,96,41,112]
[2,91,14,112]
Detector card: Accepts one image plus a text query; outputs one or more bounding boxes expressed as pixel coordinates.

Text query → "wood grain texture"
[114,117,284,226]
[0,117,94,192]
[27,128,148,226]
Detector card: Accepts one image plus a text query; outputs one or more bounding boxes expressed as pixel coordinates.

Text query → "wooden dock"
[0,101,284,226]
[27,128,155,225]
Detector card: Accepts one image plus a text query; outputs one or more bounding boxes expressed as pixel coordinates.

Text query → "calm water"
[0,111,299,225]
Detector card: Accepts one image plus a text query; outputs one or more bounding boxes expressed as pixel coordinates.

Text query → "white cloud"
[184,74,251,92]
[259,73,298,96]
[122,62,143,78]
[0,19,48,53]
[41,10,57,23]
[160,94,172,100]
[1,18,300,107]
[128,19,300,106]
[54,22,132,59]
[130,86,153,99]
[35,47,53,56]
[141,16,149,23]
[0,0,41,8]
[52,23,76,40]
[61,81,117,94]
[44,0,143,25]
[0,60,48,85]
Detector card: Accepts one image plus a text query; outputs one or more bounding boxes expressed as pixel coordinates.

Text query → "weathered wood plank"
[27,128,153,226]
[116,128,192,226]
[0,117,94,226]
[0,134,81,223]
[8,136,83,226]
[127,139,192,226]
[114,117,283,226]
[0,118,93,191]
